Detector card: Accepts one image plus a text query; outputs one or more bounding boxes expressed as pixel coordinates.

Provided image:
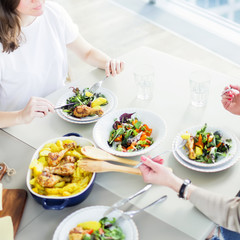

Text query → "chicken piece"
[48,143,75,167]
[69,226,84,240]
[60,155,76,165]
[44,163,75,176]
[37,172,62,188]
[186,136,196,160]
[73,105,103,118]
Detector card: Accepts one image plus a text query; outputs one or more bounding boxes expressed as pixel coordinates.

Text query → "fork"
[116,195,167,222]
[103,184,152,216]
[134,139,187,169]
[221,87,232,97]
[89,76,108,93]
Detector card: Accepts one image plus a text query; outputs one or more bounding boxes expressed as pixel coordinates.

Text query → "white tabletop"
[3,46,240,240]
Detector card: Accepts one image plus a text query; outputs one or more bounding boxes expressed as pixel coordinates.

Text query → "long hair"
[0,0,22,53]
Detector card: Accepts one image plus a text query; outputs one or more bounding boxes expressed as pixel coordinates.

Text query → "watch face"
[184,179,191,185]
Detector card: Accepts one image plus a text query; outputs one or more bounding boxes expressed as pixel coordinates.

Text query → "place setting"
[172,123,240,173]
[54,78,118,124]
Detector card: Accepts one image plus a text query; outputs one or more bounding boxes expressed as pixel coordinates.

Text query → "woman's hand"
[221,85,240,115]
[105,59,125,77]
[139,155,174,187]
[19,97,55,124]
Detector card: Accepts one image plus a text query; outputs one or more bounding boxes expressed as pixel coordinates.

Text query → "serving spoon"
[81,146,139,166]
[78,160,141,175]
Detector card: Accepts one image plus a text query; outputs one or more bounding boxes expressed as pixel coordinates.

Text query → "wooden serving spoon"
[81,146,139,166]
[78,160,141,175]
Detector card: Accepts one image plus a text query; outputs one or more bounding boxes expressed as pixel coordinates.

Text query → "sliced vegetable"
[108,113,154,152]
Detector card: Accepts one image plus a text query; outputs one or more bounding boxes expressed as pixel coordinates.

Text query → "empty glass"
[189,70,211,107]
[134,64,154,100]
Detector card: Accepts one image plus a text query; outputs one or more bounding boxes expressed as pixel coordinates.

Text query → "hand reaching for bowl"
[19,96,55,124]
[221,85,240,115]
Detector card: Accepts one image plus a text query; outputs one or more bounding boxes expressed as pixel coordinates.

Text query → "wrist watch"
[178,179,191,198]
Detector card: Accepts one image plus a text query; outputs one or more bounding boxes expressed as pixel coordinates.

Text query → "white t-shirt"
[0,1,79,111]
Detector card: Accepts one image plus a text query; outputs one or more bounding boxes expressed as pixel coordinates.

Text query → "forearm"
[167,175,240,232]
[0,111,22,128]
[189,187,240,232]
[67,35,110,69]
[84,47,110,69]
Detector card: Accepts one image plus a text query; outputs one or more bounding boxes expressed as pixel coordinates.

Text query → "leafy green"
[82,217,125,240]
[108,128,125,145]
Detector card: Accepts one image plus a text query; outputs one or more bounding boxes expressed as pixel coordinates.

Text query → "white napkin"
[0,216,14,240]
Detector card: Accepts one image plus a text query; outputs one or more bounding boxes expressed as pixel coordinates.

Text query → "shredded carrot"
[140,133,147,140]
[132,119,138,125]
[114,135,122,142]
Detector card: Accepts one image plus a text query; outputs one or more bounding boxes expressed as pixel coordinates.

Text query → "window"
[151,0,240,63]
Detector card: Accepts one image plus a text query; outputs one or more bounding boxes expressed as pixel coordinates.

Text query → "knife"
[103,183,152,217]
[54,102,76,110]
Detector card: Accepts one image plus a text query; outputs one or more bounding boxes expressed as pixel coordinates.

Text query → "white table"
[2,47,240,240]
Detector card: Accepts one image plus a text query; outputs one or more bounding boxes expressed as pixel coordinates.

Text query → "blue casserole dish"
[26,135,96,210]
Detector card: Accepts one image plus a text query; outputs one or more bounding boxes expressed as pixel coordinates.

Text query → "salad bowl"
[173,125,238,168]
[92,108,167,157]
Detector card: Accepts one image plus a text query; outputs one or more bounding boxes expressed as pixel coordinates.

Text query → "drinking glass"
[189,70,211,107]
[134,64,154,100]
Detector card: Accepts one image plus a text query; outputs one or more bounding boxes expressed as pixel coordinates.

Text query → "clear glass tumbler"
[189,70,211,107]
[134,64,155,100]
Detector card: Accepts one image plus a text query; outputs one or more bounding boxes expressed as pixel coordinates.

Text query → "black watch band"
[178,179,191,198]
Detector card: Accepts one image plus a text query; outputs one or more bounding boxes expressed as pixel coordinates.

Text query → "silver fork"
[221,87,232,97]
[103,184,152,217]
[89,76,108,93]
[134,139,187,169]
[116,195,167,222]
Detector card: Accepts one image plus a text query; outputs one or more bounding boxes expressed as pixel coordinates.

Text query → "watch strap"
[178,179,191,198]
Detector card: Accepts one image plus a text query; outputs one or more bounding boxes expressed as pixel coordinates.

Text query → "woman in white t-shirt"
[0,0,124,128]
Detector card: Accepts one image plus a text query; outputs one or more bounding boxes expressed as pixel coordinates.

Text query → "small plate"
[172,137,240,172]
[173,125,238,168]
[52,205,139,240]
[93,108,167,157]
[55,87,117,124]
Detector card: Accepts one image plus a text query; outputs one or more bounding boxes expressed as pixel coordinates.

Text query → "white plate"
[172,137,240,173]
[56,87,117,124]
[52,205,139,240]
[57,108,100,125]
[174,125,238,168]
[93,108,167,157]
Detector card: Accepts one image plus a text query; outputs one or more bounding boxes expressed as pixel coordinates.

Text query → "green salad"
[108,113,153,152]
[69,217,125,240]
[62,87,108,116]
[182,123,232,163]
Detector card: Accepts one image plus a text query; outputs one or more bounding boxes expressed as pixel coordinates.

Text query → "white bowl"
[93,108,167,157]
[52,205,139,240]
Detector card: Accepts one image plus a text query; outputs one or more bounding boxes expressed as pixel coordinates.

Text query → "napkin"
[0,216,14,240]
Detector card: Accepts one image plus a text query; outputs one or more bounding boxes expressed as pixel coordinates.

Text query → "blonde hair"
[0,0,22,53]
